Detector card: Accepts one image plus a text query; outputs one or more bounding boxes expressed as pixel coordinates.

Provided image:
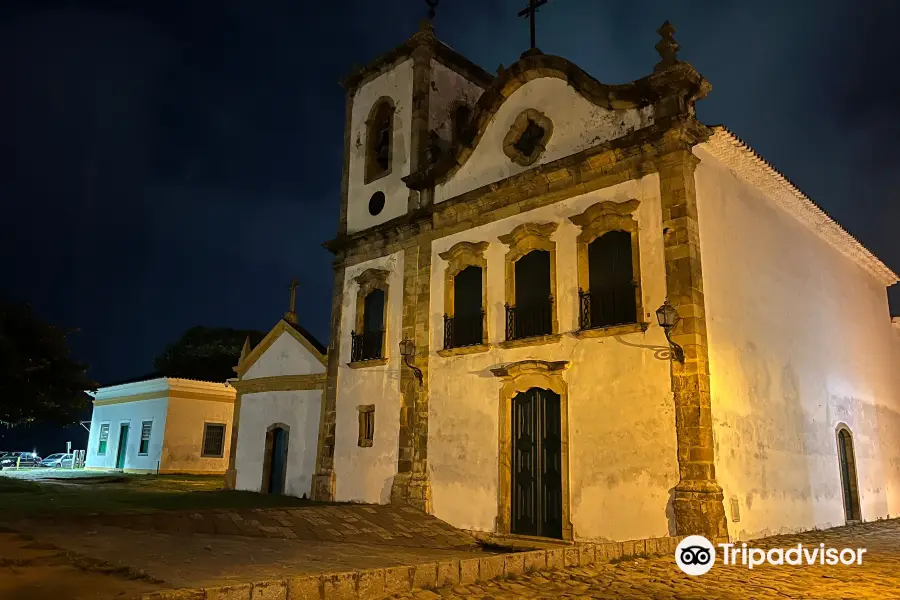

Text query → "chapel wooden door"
[511,388,563,539]
[267,427,289,495]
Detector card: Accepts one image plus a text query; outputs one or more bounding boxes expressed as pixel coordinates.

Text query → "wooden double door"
[511,387,563,539]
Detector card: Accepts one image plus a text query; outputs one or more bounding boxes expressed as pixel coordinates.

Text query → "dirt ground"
[0,529,163,600]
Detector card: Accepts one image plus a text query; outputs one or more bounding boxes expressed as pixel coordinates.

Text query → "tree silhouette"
[0,298,97,426]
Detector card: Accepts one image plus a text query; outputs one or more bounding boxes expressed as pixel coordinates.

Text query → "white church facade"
[225,21,900,544]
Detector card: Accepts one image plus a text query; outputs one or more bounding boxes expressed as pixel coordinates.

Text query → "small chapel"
[225,7,900,544]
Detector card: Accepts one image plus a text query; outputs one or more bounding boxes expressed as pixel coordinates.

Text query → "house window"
[351,268,390,363]
[365,98,395,183]
[499,222,559,343]
[358,405,375,447]
[139,421,152,455]
[580,231,637,328]
[570,199,643,332]
[97,424,110,455]
[202,423,226,458]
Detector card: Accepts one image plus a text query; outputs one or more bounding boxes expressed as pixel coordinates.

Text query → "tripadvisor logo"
[675,535,868,576]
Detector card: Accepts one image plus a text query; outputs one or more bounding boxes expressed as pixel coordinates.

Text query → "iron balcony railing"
[505,297,553,341]
[578,285,637,330]
[350,329,384,362]
[443,311,485,349]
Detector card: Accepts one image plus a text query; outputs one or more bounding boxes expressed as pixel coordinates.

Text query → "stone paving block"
[288,575,323,600]
[545,548,565,570]
[251,580,287,600]
[478,554,505,582]
[564,546,579,567]
[436,559,460,588]
[412,562,438,590]
[578,544,595,566]
[206,584,252,600]
[384,565,412,596]
[357,569,385,600]
[522,550,546,572]
[503,552,525,576]
[459,557,480,585]
[322,572,357,600]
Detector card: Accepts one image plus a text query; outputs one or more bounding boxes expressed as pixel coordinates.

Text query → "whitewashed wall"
[236,390,323,498]
[244,332,326,379]
[346,60,414,233]
[333,251,405,503]
[428,175,679,542]
[162,391,234,474]
[435,78,654,203]
[85,397,168,472]
[694,146,900,541]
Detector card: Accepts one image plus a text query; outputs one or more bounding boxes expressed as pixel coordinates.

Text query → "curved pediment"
[405,51,710,202]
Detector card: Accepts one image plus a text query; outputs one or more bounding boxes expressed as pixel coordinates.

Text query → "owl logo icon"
[675,535,716,576]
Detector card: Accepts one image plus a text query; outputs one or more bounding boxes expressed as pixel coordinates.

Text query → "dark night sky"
[2,0,898,453]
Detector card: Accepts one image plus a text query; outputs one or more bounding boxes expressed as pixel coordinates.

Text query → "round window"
[368,191,386,216]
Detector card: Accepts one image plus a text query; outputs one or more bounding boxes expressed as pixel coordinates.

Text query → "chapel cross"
[287,278,299,315]
[518,0,549,50]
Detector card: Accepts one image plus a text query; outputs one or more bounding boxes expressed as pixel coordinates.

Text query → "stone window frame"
[502,108,554,167]
[260,422,290,495]
[357,405,375,448]
[835,423,862,523]
[364,96,395,184]
[568,198,647,337]
[490,360,573,541]
[498,222,560,348]
[351,268,391,366]
[437,241,490,354]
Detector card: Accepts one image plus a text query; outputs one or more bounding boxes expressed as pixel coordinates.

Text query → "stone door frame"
[490,360,572,540]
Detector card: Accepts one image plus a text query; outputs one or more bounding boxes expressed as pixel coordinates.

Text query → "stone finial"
[654,20,681,71]
[238,336,252,364]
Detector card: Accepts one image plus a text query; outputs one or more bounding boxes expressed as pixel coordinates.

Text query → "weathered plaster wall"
[347,59,414,233]
[428,175,680,541]
[243,331,326,379]
[435,78,654,203]
[235,390,323,497]
[333,251,405,503]
[161,395,234,474]
[694,146,900,541]
[428,60,484,143]
[85,397,168,471]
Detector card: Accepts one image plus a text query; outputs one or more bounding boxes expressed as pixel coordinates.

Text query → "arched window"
[351,268,390,363]
[365,98,394,183]
[511,250,553,340]
[452,104,472,147]
[583,230,637,328]
[836,426,862,522]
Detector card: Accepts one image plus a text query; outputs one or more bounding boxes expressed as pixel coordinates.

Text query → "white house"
[226,21,900,545]
[86,376,235,474]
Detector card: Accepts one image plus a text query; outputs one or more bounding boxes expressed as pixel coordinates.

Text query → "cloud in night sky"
[2,0,898,395]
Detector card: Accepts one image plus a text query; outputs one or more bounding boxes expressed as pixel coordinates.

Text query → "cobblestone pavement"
[21,504,476,550]
[388,520,900,599]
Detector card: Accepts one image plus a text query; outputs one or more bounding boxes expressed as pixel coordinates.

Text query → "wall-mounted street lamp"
[656,299,685,363]
[399,338,424,386]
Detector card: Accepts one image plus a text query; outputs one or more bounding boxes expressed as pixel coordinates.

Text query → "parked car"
[40,453,74,468]
[0,452,42,469]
